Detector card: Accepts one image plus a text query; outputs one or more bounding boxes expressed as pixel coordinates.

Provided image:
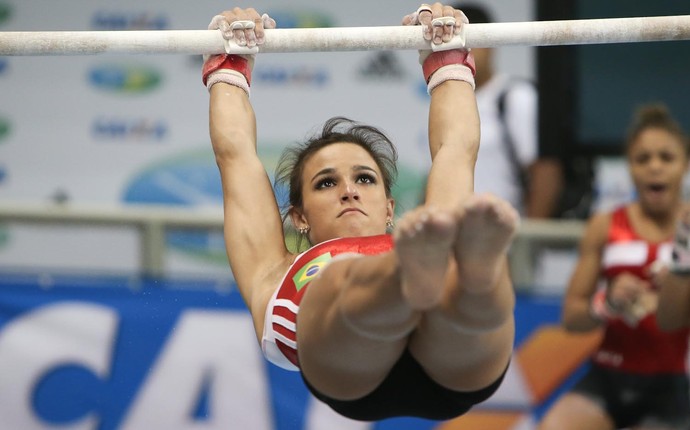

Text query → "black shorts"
[301,348,508,421]
[572,364,690,429]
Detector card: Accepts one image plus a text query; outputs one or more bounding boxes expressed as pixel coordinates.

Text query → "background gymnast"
[203,3,516,421]
[538,104,690,429]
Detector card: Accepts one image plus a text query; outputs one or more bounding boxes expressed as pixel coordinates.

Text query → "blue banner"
[0,273,582,430]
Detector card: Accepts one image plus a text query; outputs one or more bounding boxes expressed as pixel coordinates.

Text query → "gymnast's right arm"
[205,8,291,338]
[561,213,609,331]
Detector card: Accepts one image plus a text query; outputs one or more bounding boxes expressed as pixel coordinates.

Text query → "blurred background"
[0,0,688,429]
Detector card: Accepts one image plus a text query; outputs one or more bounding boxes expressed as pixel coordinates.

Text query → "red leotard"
[594,206,689,374]
[261,235,393,370]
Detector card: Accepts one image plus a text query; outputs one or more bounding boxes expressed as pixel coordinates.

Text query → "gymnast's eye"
[659,151,678,163]
[631,152,650,165]
[356,173,376,184]
[315,177,336,189]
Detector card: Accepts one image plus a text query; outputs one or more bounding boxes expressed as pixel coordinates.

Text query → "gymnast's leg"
[296,206,458,401]
[408,193,517,392]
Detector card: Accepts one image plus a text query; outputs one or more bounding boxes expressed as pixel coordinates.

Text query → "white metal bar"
[0,203,582,285]
[0,203,223,279]
[1,15,689,56]
[141,221,166,279]
[0,202,224,227]
[509,220,585,288]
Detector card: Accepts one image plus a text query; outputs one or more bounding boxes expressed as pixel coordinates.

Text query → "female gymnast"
[203,3,516,421]
[539,104,690,429]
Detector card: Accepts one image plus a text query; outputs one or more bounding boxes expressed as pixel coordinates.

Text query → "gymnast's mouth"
[338,208,366,217]
[646,183,667,193]
[643,183,669,199]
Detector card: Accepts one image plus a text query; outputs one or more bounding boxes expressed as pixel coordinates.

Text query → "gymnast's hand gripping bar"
[1,16,690,56]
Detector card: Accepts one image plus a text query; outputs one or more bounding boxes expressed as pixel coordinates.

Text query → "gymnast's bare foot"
[454,194,519,293]
[394,206,456,310]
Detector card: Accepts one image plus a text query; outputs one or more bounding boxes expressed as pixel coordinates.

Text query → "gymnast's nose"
[341,181,360,201]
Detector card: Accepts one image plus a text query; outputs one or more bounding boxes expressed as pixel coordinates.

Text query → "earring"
[298,226,310,235]
[386,218,394,228]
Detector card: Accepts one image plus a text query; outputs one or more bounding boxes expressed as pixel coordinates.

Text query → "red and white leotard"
[261,234,393,370]
[593,206,689,374]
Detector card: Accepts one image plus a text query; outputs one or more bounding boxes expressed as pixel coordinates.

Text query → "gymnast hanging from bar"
[203,3,517,421]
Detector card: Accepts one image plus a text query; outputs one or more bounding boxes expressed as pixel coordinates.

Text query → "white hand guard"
[202,13,276,96]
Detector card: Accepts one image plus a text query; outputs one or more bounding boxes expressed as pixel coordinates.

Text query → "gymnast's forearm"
[425,80,479,207]
[656,272,690,331]
[209,84,258,164]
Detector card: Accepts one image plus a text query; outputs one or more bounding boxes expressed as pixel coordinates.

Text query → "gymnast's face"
[291,142,394,244]
[627,127,689,215]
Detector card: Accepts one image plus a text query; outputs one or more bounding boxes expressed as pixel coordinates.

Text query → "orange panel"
[436,411,525,430]
[516,325,602,403]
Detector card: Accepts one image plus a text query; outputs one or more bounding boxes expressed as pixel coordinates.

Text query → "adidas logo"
[358,51,405,80]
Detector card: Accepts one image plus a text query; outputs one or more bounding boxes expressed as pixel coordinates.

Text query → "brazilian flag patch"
[293,252,333,291]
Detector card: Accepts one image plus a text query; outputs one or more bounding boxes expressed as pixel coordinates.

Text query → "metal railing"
[0,202,585,287]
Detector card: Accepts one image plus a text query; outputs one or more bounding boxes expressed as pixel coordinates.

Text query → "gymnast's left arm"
[403,3,480,209]
[654,266,690,331]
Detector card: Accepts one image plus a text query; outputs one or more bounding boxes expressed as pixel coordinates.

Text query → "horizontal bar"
[0,202,224,228]
[0,202,581,239]
[0,202,584,286]
[1,15,689,56]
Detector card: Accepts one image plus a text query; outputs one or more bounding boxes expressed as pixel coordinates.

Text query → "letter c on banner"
[0,302,118,429]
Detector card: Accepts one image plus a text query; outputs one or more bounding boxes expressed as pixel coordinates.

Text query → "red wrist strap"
[202,54,251,86]
[422,50,476,83]
[590,288,618,322]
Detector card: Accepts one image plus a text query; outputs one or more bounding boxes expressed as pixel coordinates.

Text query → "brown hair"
[625,103,690,156]
[274,116,398,213]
